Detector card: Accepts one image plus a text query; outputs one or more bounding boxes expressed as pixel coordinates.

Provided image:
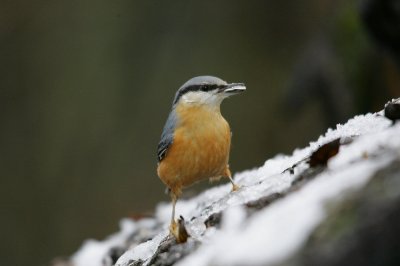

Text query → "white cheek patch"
[182,91,224,106]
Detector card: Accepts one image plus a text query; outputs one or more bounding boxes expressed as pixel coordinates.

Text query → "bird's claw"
[231,183,240,192]
[169,220,178,238]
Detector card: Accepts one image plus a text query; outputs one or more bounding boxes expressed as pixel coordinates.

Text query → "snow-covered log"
[54,99,400,266]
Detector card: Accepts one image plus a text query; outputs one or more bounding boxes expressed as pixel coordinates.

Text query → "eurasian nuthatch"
[157,76,246,239]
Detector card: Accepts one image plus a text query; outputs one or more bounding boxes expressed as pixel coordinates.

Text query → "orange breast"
[157,104,231,195]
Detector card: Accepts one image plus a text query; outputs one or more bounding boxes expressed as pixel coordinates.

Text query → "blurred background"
[1,0,399,265]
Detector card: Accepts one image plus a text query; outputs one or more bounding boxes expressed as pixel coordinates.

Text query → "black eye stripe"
[173,84,226,105]
[201,84,216,91]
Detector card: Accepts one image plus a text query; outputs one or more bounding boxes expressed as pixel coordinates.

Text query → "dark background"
[1,1,399,265]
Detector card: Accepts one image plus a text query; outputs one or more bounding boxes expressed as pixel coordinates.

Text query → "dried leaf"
[308,138,340,167]
[176,216,190,243]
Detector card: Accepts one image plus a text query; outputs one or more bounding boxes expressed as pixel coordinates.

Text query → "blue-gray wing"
[157,110,177,162]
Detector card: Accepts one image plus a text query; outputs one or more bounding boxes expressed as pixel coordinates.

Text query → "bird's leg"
[228,175,240,191]
[225,168,239,191]
[169,193,178,236]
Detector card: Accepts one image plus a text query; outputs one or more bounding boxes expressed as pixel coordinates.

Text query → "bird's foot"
[231,183,240,192]
[169,220,178,238]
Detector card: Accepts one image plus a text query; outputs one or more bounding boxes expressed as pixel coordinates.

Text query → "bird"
[157,76,246,240]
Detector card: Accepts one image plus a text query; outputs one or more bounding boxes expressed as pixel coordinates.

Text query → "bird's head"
[172,76,246,108]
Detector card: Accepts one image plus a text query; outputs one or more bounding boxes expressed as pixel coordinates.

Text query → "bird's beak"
[222,83,246,95]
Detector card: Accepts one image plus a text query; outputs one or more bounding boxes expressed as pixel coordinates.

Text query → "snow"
[178,153,393,266]
[71,219,155,266]
[71,110,400,266]
[115,231,169,266]
[71,219,136,266]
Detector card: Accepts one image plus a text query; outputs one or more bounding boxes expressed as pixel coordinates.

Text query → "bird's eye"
[201,85,209,91]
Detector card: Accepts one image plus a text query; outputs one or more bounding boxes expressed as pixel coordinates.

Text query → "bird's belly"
[157,116,231,192]
[179,133,230,186]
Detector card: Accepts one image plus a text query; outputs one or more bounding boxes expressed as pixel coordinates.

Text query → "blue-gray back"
[157,109,178,162]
